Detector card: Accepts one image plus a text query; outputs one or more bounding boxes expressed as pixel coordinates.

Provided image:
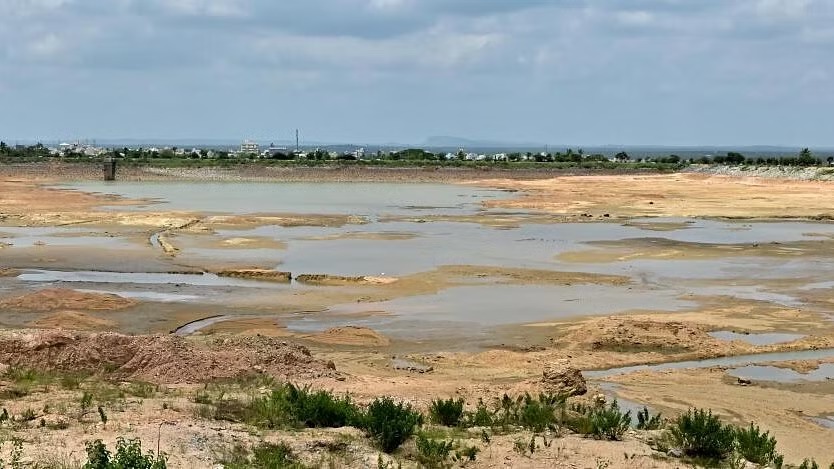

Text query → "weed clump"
[429,398,464,427]
[636,406,663,430]
[415,434,454,468]
[670,408,735,461]
[363,397,423,453]
[83,437,167,469]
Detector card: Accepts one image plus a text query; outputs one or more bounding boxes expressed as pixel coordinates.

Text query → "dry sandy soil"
[2,167,834,466]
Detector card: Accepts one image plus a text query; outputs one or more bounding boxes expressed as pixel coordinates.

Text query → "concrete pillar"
[103,158,117,181]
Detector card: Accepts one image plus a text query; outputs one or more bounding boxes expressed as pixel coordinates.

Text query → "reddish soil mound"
[30,311,117,331]
[0,288,137,312]
[0,330,338,384]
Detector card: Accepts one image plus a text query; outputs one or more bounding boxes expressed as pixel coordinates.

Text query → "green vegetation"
[429,397,465,427]
[83,438,167,469]
[363,397,423,453]
[636,406,663,431]
[565,400,631,441]
[670,409,736,461]
[415,434,455,468]
[734,423,778,466]
[218,442,306,469]
[202,383,361,430]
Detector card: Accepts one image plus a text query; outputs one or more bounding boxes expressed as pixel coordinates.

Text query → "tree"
[798,148,816,166]
[615,151,629,162]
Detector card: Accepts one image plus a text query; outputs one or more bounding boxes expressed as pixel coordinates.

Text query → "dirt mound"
[216,269,292,282]
[29,311,117,331]
[308,326,391,347]
[0,288,137,312]
[0,330,338,384]
[555,317,714,353]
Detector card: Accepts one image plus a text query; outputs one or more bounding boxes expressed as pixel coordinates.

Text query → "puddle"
[810,416,834,429]
[727,364,834,383]
[709,331,806,346]
[17,270,293,289]
[585,349,834,379]
[77,289,200,303]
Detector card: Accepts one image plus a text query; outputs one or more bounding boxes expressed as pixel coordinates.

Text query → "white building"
[240,140,260,154]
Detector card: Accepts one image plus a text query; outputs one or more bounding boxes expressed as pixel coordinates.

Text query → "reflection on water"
[60,182,509,216]
[727,364,834,383]
[709,331,806,346]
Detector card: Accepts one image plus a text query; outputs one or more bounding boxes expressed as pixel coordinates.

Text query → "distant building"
[240,140,259,154]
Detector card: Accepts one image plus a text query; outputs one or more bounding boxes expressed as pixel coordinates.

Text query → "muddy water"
[585,349,834,379]
[60,181,509,216]
[728,364,834,383]
[5,182,834,342]
[709,331,806,345]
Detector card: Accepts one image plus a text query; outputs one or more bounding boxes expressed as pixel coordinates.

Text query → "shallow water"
[61,181,509,216]
[811,416,834,429]
[709,331,806,345]
[727,364,834,383]
[585,349,834,379]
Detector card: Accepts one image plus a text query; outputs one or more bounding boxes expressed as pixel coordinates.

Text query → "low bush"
[83,437,167,469]
[589,400,631,441]
[670,409,735,460]
[636,406,663,430]
[217,442,306,469]
[429,398,465,427]
[205,383,360,430]
[734,423,778,466]
[415,434,455,468]
[363,397,423,453]
[493,393,562,432]
[278,383,360,428]
[464,399,493,428]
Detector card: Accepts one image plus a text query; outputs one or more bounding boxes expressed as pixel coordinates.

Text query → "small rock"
[326,360,337,370]
[668,448,683,458]
[737,377,752,386]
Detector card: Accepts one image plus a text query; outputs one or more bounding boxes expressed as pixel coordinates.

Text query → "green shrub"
[589,400,631,441]
[415,434,454,468]
[734,423,778,466]
[205,383,360,430]
[518,394,560,432]
[429,398,465,427]
[492,393,562,432]
[362,397,423,453]
[83,437,167,469]
[670,409,735,460]
[215,442,306,468]
[464,399,493,427]
[279,383,360,428]
[799,460,819,469]
[636,407,663,430]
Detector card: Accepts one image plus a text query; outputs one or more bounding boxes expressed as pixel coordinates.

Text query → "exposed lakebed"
[3,181,834,342]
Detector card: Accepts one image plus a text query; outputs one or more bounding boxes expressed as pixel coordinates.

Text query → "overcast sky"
[1,0,832,146]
